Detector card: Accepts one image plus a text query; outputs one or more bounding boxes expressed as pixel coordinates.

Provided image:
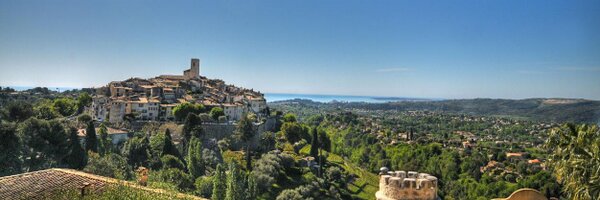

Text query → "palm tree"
[545,123,600,200]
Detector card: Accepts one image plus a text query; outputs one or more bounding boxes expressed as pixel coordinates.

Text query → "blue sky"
[1,0,599,99]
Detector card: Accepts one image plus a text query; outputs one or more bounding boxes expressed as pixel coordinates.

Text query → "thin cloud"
[375,67,411,73]
[554,67,600,72]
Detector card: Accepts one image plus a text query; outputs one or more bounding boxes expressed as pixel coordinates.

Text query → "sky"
[1,0,599,100]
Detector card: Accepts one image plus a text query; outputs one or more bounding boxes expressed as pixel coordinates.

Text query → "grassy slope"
[299,145,379,200]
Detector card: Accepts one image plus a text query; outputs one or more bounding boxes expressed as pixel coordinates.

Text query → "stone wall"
[201,117,278,149]
[376,170,438,200]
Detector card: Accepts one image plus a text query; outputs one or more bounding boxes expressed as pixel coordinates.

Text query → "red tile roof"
[0,168,205,199]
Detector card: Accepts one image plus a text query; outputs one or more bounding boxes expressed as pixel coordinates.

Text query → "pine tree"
[84,121,98,153]
[225,162,245,200]
[186,136,204,179]
[65,127,87,169]
[212,164,226,200]
[310,126,319,158]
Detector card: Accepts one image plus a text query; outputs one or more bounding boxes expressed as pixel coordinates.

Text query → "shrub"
[194,176,213,198]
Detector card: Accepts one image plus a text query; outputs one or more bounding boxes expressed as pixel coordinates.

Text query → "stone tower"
[376,169,438,200]
[184,58,200,79]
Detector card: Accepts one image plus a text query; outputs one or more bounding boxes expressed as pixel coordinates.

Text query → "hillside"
[270,98,600,124]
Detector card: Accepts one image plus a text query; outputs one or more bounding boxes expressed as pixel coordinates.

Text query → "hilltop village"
[88,58,267,124]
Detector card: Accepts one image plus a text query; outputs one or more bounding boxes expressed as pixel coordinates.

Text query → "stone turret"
[376,169,438,200]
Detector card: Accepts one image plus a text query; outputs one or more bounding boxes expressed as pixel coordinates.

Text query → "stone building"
[376,168,438,200]
[184,58,200,79]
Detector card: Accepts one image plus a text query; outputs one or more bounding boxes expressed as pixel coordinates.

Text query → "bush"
[172,103,204,121]
[84,153,132,180]
[161,155,185,170]
[276,189,303,200]
[153,168,194,191]
[194,176,213,198]
[209,107,224,120]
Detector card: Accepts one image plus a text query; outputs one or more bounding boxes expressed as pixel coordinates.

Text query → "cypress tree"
[186,136,204,179]
[164,129,181,158]
[246,172,257,200]
[182,113,201,151]
[84,121,98,153]
[225,162,245,200]
[212,164,226,200]
[98,123,111,155]
[235,114,255,170]
[65,127,87,169]
[310,126,319,158]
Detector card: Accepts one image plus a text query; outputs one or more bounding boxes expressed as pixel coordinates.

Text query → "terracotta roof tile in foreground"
[0,168,206,200]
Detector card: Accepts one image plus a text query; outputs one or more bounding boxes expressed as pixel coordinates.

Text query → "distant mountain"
[271,98,600,124]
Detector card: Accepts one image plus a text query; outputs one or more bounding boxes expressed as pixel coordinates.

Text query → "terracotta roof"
[528,159,541,164]
[0,168,205,199]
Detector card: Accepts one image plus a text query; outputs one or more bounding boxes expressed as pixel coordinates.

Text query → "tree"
[0,121,21,176]
[173,102,204,121]
[187,136,205,179]
[98,123,112,155]
[65,127,87,169]
[161,154,186,170]
[17,118,69,171]
[150,129,181,158]
[76,92,92,113]
[122,134,151,168]
[182,113,203,149]
[252,153,283,193]
[546,124,600,200]
[52,98,77,117]
[212,164,226,200]
[282,113,297,123]
[3,101,33,122]
[281,122,304,143]
[319,130,331,152]
[34,100,59,120]
[310,126,319,158]
[276,189,303,200]
[162,129,181,157]
[225,162,245,200]
[85,121,98,153]
[210,107,225,121]
[77,114,93,124]
[246,172,258,200]
[236,113,255,170]
[195,176,214,198]
[84,152,132,180]
[154,168,194,191]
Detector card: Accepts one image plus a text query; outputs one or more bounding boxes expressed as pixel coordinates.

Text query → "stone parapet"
[377,170,438,200]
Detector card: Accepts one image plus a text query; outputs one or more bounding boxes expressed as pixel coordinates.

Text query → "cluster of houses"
[88,58,267,124]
